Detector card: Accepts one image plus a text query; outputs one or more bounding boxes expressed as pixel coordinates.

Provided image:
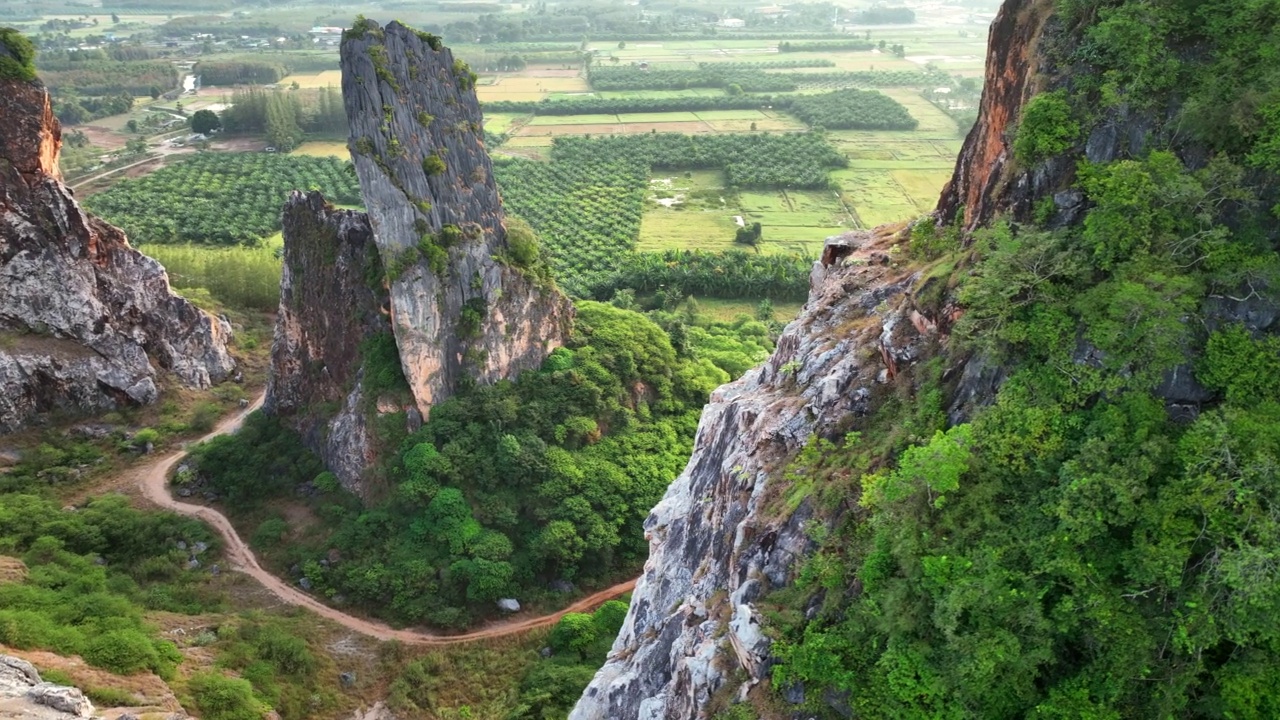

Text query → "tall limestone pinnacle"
[0,32,235,432]
[340,19,573,416]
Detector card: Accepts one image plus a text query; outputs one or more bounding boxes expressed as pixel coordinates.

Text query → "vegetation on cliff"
[195,302,773,627]
[766,1,1280,717]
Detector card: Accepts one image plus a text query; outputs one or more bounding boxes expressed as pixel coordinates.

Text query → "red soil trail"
[138,394,636,645]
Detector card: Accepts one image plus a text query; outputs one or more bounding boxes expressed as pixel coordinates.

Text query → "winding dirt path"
[138,393,636,645]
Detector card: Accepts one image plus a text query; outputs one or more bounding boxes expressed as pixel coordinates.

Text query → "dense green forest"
[767,0,1280,717]
[192,302,772,627]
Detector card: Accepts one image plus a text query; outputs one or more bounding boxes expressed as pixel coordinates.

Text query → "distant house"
[719,18,746,28]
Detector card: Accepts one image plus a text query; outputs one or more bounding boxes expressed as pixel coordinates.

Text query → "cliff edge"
[0,38,235,432]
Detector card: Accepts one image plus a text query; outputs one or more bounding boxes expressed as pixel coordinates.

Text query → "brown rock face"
[266,191,389,494]
[341,20,573,417]
[0,70,235,432]
[936,0,1056,231]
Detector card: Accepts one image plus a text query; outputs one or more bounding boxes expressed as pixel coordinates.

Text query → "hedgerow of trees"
[485,94,789,116]
[587,66,798,93]
[86,153,360,245]
[695,59,836,70]
[37,56,178,96]
[590,249,812,302]
[778,39,875,52]
[219,86,348,150]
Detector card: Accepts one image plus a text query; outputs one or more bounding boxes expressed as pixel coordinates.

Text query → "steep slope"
[340,19,572,416]
[575,1,1280,718]
[572,228,947,719]
[0,41,234,432]
[265,191,390,495]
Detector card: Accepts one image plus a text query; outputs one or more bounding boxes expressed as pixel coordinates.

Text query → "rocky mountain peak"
[340,19,572,416]
[0,58,235,431]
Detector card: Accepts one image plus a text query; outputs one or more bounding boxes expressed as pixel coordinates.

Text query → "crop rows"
[485,94,784,116]
[587,67,797,92]
[695,59,835,70]
[493,155,648,295]
[788,89,919,130]
[86,153,361,246]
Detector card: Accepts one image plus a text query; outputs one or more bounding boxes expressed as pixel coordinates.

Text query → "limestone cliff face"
[0,67,234,432]
[341,20,572,416]
[265,191,389,494]
[936,0,1063,232]
[572,229,951,719]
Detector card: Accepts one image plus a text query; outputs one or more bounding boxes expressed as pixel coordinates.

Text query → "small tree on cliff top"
[0,28,37,82]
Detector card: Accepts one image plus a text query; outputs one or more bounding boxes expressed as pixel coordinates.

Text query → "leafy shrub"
[251,518,289,550]
[188,671,268,720]
[1012,91,1079,164]
[83,629,162,675]
[422,153,446,176]
[0,28,37,82]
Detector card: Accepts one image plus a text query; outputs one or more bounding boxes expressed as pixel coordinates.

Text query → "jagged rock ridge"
[0,54,234,433]
[340,20,572,416]
[571,229,946,719]
[265,191,390,495]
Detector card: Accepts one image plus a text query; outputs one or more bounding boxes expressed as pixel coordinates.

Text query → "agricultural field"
[636,171,852,258]
[279,69,343,88]
[476,29,981,252]
[291,140,349,158]
[476,74,591,102]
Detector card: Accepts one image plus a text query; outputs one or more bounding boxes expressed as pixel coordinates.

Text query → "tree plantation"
[85,153,361,245]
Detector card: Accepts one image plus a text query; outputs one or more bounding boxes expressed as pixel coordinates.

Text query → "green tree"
[191,109,222,135]
[551,613,597,660]
[1013,91,1079,164]
[0,28,36,82]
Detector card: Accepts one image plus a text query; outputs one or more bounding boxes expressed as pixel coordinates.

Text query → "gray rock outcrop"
[0,56,234,432]
[0,655,94,718]
[265,191,388,494]
[571,228,943,719]
[341,20,572,417]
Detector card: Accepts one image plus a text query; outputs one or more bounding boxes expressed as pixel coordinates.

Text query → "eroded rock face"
[936,0,1057,231]
[0,655,94,718]
[265,191,388,494]
[341,20,572,416]
[0,68,235,433]
[572,229,942,720]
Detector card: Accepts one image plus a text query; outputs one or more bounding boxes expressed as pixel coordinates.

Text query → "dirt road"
[138,394,637,645]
